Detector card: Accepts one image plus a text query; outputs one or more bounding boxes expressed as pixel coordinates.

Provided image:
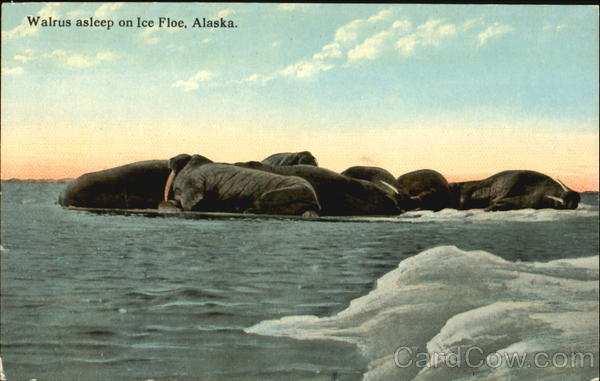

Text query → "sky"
[1,3,598,190]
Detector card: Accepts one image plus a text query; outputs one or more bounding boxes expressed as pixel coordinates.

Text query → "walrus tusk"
[379,180,399,194]
[545,195,564,204]
[556,178,569,192]
[164,170,175,201]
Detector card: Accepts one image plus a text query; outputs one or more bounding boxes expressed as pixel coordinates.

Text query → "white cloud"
[463,17,484,31]
[272,41,281,47]
[312,42,342,60]
[8,48,112,70]
[280,60,334,79]
[278,4,305,11]
[95,51,114,61]
[94,3,123,18]
[394,18,457,56]
[14,49,35,63]
[282,9,396,78]
[334,9,393,44]
[334,19,363,43]
[279,42,342,79]
[347,19,411,62]
[215,9,235,19]
[478,22,513,45]
[391,19,412,31]
[2,3,60,40]
[367,9,392,23]
[47,50,114,69]
[231,11,503,84]
[2,66,25,76]
[348,30,392,61]
[238,73,275,85]
[395,34,418,55]
[172,71,214,91]
[415,19,457,46]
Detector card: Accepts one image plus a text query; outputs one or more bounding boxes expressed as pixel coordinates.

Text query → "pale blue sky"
[1,3,598,187]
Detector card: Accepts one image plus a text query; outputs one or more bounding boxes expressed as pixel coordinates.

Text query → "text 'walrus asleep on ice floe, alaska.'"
[25,16,236,31]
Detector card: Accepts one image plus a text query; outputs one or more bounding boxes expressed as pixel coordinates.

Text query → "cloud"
[334,9,392,44]
[237,73,275,86]
[238,9,396,80]
[394,19,457,56]
[2,66,25,76]
[14,49,35,63]
[215,9,235,19]
[280,59,334,79]
[280,42,344,79]
[395,34,418,55]
[463,17,484,31]
[478,22,513,45]
[347,19,411,62]
[233,11,501,83]
[94,3,123,18]
[280,9,395,78]
[312,42,342,60]
[172,71,214,91]
[47,50,114,69]
[347,17,458,63]
[2,3,60,40]
[419,20,457,44]
[7,48,113,70]
[278,4,305,11]
[274,11,454,78]
[348,30,391,61]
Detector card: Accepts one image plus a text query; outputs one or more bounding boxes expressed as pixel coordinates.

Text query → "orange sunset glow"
[1,123,598,191]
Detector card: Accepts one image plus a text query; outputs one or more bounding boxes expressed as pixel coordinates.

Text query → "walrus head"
[163,153,213,201]
[297,151,318,166]
[543,178,580,210]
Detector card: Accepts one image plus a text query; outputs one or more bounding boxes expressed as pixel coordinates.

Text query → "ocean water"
[1,182,598,381]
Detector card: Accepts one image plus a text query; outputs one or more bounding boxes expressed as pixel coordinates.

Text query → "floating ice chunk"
[246,246,599,381]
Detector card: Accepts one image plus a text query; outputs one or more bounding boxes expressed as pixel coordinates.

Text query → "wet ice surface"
[1,182,598,380]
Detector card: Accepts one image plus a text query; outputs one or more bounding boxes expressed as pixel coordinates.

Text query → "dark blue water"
[1,182,598,381]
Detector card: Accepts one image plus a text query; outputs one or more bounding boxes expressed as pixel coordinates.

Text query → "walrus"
[162,154,321,216]
[448,170,581,211]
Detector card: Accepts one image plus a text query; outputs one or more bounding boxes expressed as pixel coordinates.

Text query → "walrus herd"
[59,151,581,216]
